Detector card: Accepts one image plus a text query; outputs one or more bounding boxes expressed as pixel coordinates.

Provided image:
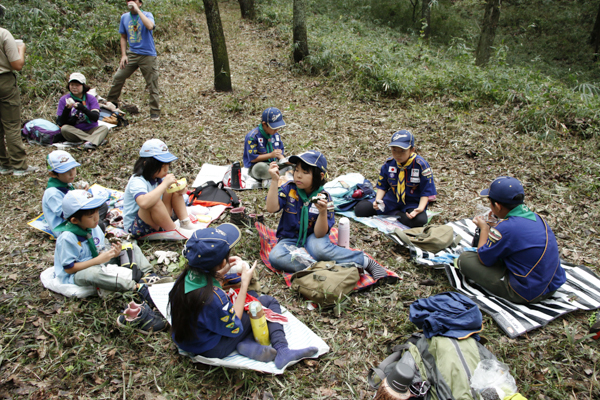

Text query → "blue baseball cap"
[289,150,328,174]
[262,107,286,130]
[62,189,108,219]
[184,223,241,272]
[46,150,80,173]
[139,139,178,163]
[480,176,525,205]
[389,130,415,149]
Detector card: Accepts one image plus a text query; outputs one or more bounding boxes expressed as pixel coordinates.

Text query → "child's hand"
[406,209,422,219]
[99,242,121,263]
[240,260,257,286]
[271,149,283,159]
[472,215,488,229]
[372,200,380,210]
[268,161,280,180]
[163,174,178,187]
[315,198,328,214]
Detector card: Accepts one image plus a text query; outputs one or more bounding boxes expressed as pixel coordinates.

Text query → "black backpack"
[188,181,240,208]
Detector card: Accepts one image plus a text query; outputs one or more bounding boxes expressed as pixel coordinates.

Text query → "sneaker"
[13,165,39,176]
[83,142,97,150]
[136,283,156,309]
[0,166,12,175]
[140,272,174,286]
[150,114,160,122]
[116,301,167,334]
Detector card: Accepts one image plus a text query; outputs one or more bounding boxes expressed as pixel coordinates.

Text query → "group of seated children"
[42,106,567,363]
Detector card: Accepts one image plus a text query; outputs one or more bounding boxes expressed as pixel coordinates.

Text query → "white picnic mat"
[191,163,262,190]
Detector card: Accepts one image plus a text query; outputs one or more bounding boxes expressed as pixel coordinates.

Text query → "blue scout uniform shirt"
[119,11,156,57]
[477,212,566,302]
[42,187,70,234]
[123,175,162,231]
[242,126,285,168]
[275,182,335,240]
[376,155,437,213]
[172,287,244,355]
[54,225,105,285]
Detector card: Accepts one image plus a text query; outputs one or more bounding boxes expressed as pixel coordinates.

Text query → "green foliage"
[2,0,200,99]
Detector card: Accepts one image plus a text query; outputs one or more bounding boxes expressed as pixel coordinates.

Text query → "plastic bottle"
[249,301,270,346]
[231,161,241,189]
[374,363,414,400]
[338,217,350,249]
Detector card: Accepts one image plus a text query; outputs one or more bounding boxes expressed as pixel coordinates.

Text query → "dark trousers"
[0,73,26,170]
[201,294,287,358]
[354,199,428,228]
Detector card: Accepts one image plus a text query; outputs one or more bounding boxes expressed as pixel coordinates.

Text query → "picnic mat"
[388,218,600,338]
[336,210,440,235]
[28,184,227,240]
[192,163,262,190]
[148,283,330,374]
[256,222,399,289]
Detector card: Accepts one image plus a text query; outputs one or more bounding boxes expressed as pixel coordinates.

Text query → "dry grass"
[1,1,599,399]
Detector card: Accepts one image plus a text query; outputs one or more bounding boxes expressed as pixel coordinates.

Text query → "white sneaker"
[13,166,39,176]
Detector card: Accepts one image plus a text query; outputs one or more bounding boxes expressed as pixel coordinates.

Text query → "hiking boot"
[247,214,264,229]
[136,283,156,309]
[230,206,247,227]
[13,165,39,176]
[0,166,12,175]
[116,301,167,334]
[150,114,160,122]
[140,272,173,286]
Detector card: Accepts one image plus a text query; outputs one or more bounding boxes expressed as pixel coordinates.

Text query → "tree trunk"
[238,0,255,20]
[202,0,232,91]
[293,0,309,63]
[590,1,600,60]
[421,0,431,38]
[475,0,501,67]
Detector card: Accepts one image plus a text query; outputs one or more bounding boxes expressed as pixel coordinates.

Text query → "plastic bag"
[470,360,518,400]
[283,244,316,269]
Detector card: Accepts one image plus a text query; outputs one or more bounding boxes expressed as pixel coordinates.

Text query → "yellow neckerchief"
[396,153,417,204]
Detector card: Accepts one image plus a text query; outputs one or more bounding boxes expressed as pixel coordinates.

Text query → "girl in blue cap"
[265,150,393,281]
[354,130,436,228]
[122,139,194,239]
[168,223,318,368]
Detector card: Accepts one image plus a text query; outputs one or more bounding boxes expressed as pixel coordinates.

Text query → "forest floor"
[1,1,600,399]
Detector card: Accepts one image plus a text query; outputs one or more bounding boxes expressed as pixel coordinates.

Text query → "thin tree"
[238,0,255,20]
[590,1,600,60]
[475,0,501,67]
[203,0,232,91]
[421,0,432,38]
[293,0,309,63]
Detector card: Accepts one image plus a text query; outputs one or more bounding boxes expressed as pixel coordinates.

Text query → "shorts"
[128,212,163,239]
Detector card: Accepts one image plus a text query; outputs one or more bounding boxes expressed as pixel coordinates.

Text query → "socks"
[179,218,194,230]
[273,346,318,369]
[363,256,388,280]
[237,339,277,363]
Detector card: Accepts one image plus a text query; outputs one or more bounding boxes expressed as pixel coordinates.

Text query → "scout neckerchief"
[46,177,73,194]
[505,204,536,222]
[185,269,222,294]
[296,186,325,247]
[396,153,417,204]
[258,125,275,162]
[54,221,99,258]
[69,92,90,124]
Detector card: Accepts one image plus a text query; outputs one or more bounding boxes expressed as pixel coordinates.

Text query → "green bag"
[393,225,461,253]
[368,333,498,400]
[290,261,360,307]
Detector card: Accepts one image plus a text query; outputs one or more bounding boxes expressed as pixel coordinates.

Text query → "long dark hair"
[168,252,230,343]
[133,157,167,181]
[296,159,327,193]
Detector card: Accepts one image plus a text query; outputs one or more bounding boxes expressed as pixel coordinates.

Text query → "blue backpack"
[21,119,63,146]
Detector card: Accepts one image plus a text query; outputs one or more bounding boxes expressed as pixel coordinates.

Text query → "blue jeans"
[269,235,365,273]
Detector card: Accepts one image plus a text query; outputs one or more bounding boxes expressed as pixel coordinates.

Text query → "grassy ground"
[1,0,600,399]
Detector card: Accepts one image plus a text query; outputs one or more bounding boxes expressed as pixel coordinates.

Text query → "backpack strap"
[220,184,240,207]
[415,337,456,400]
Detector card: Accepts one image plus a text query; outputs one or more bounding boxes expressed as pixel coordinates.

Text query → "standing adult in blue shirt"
[457,176,566,304]
[107,0,160,121]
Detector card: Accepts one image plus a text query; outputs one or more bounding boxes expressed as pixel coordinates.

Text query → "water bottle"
[231,161,241,189]
[249,301,270,345]
[338,217,350,249]
[374,362,414,400]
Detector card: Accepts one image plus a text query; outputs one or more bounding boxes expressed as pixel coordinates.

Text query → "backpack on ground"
[188,181,240,208]
[21,119,64,146]
[289,261,360,307]
[393,225,461,253]
[367,333,497,400]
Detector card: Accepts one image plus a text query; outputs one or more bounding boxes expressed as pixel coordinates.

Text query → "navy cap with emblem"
[288,150,328,174]
[480,176,525,205]
[389,130,415,149]
[261,107,286,129]
[184,223,241,272]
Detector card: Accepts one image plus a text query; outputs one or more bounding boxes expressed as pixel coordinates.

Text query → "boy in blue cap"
[42,150,108,235]
[54,190,165,332]
[354,130,436,228]
[457,176,566,304]
[243,107,287,181]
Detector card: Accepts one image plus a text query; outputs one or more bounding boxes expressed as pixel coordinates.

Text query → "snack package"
[166,178,187,194]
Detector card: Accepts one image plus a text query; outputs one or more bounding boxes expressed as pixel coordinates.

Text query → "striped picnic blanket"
[256,222,399,289]
[388,219,600,338]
